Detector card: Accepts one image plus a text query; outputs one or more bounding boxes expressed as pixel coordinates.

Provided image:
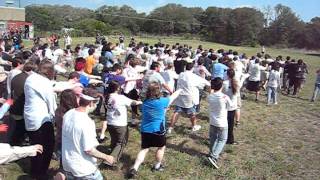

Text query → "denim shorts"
[174,105,196,115]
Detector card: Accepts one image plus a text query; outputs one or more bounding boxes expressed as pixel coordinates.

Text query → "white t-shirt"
[207,91,232,127]
[62,109,99,177]
[267,70,281,88]
[223,80,239,111]
[174,70,210,108]
[248,63,266,82]
[234,60,245,82]
[161,69,178,93]
[106,93,133,126]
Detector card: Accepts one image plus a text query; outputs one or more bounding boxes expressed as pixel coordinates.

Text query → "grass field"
[1,37,320,180]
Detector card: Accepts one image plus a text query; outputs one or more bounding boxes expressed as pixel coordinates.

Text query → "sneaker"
[207,156,219,169]
[167,127,173,134]
[128,168,138,179]
[274,102,278,105]
[229,141,240,145]
[97,137,107,143]
[151,164,165,172]
[192,125,201,132]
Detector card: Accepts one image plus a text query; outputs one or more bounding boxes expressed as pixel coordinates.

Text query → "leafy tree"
[74,19,111,36]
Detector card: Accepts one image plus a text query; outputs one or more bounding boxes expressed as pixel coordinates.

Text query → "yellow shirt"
[85,55,96,74]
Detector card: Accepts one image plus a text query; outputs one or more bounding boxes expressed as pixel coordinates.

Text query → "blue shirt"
[212,63,228,79]
[79,74,90,87]
[141,97,170,133]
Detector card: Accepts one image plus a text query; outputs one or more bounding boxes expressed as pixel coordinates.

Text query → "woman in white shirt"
[122,59,142,126]
[105,81,142,165]
[223,69,239,145]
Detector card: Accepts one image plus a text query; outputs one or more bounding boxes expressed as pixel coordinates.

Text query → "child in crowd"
[207,77,233,169]
[267,66,281,105]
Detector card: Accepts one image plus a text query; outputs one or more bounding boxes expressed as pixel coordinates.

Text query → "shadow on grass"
[167,140,207,159]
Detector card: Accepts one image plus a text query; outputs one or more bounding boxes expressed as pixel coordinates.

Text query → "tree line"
[25,3,320,49]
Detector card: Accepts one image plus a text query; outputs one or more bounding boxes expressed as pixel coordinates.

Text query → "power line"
[99,13,211,27]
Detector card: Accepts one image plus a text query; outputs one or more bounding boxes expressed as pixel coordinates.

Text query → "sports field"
[1,37,320,179]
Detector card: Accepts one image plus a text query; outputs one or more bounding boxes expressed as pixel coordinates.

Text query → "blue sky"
[1,0,319,22]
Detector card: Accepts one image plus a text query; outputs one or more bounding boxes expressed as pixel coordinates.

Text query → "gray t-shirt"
[141,70,165,99]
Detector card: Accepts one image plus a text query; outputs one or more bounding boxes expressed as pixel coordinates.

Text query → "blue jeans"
[63,169,103,180]
[311,83,320,101]
[267,86,278,104]
[209,125,228,160]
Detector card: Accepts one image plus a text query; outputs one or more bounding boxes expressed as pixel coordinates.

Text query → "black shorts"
[141,132,166,149]
[247,80,260,92]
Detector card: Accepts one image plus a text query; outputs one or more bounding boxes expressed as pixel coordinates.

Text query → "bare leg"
[255,91,260,101]
[133,148,149,171]
[235,109,240,125]
[169,112,180,128]
[155,146,166,167]
[100,121,107,139]
[190,114,197,127]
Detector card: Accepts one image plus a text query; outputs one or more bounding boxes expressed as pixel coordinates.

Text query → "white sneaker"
[167,127,173,134]
[274,102,278,105]
[207,156,219,169]
[192,125,201,132]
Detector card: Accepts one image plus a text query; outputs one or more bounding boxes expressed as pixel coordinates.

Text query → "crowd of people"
[0,34,319,180]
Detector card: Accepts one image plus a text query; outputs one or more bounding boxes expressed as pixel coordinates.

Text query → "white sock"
[100,134,105,139]
[133,163,140,171]
[154,162,161,169]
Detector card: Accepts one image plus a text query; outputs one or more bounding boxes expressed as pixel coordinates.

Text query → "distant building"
[0,6,34,39]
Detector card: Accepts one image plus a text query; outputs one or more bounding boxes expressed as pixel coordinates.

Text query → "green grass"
[1,36,320,179]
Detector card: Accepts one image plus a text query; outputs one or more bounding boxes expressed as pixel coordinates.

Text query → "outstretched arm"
[169,89,182,105]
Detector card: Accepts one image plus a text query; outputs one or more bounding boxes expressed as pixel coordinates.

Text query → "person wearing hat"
[60,88,114,179]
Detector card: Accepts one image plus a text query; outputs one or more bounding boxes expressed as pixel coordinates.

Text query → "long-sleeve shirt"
[0,143,38,164]
[24,73,57,131]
